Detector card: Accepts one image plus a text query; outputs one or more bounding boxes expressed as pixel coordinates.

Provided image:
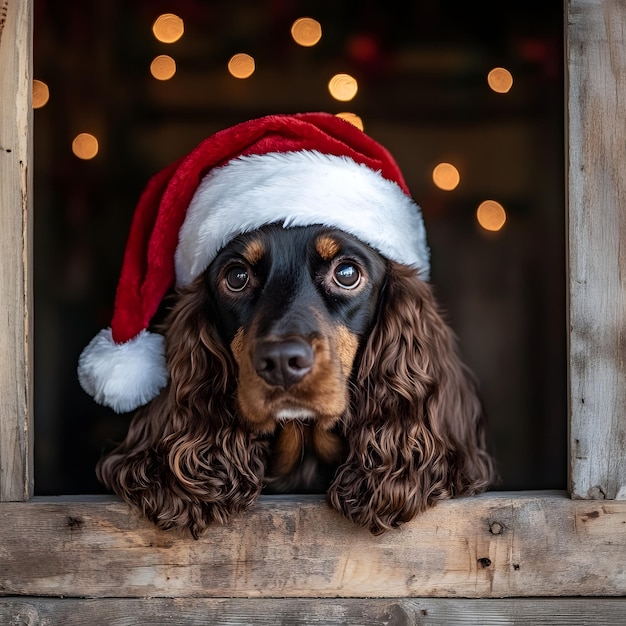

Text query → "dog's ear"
[96,277,268,538]
[327,262,496,534]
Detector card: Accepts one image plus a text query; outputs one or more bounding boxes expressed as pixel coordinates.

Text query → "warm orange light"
[152,13,184,44]
[150,55,176,80]
[72,133,99,160]
[228,53,255,79]
[291,17,322,47]
[335,112,364,131]
[487,67,513,93]
[432,162,460,191]
[328,73,358,102]
[32,79,50,109]
[477,200,507,232]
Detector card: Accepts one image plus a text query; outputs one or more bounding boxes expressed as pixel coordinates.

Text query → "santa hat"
[78,112,430,413]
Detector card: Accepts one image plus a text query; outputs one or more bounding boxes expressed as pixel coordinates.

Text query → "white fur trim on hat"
[77,328,168,413]
[175,150,430,286]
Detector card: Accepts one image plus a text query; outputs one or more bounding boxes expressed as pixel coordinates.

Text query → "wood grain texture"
[1,493,625,599]
[567,2,626,499]
[1,597,625,625]
[0,0,33,501]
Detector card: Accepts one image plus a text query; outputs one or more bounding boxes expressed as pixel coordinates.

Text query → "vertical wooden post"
[567,0,626,499]
[0,0,33,501]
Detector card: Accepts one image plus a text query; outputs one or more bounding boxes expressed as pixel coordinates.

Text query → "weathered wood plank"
[1,597,625,626]
[1,493,624,599]
[0,0,33,502]
[567,3,626,499]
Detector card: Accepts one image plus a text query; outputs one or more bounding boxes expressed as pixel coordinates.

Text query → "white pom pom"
[78,328,168,413]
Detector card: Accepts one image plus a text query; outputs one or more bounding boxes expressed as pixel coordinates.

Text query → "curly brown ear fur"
[327,262,496,534]
[96,277,268,537]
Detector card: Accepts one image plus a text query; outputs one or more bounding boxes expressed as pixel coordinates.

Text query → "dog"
[96,222,495,537]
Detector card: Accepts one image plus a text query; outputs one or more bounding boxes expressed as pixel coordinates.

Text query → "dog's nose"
[253,339,314,388]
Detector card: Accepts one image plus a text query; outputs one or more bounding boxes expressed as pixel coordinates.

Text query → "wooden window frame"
[1,0,625,619]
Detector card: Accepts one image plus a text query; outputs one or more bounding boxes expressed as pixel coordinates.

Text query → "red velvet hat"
[78,112,429,412]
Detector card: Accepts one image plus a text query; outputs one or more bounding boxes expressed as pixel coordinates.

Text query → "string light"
[328,73,358,102]
[487,67,513,93]
[150,55,177,80]
[152,14,184,44]
[228,53,255,79]
[291,17,322,47]
[477,200,507,231]
[32,80,50,109]
[335,112,364,131]
[432,163,460,191]
[72,133,99,160]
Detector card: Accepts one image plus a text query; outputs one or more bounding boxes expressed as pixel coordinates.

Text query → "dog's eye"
[225,264,250,292]
[333,262,361,289]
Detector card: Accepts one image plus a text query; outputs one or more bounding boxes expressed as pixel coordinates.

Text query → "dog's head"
[80,113,495,536]
[206,224,386,433]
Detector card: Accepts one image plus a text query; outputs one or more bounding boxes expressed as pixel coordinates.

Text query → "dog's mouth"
[236,380,348,433]
[260,387,346,426]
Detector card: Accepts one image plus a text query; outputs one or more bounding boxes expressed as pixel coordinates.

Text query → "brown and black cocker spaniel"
[78,113,496,537]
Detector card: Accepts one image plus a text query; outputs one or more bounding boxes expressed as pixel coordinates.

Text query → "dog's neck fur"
[263,421,346,494]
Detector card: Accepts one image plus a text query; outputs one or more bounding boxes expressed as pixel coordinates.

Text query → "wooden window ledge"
[1,491,624,599]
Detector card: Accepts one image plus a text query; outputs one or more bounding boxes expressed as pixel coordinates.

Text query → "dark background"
[33,0,565,494]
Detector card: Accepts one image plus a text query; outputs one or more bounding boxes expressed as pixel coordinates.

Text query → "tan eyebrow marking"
[315,235,341,260]
[243,239,265,265]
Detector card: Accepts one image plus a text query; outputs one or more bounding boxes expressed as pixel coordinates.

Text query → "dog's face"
[204,224,387,434]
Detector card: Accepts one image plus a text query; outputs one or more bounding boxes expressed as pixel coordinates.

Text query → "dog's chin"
[274,407,317,422]
[271,405,343,432]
